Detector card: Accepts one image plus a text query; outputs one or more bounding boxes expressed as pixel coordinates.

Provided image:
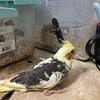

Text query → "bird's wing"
[0,57,67,92]
[0,69,63,92]
[0,69,41,92]
[39,71,63,89]
[33,57,53,69]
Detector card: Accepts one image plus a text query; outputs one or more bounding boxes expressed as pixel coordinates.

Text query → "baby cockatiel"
[0,40,75,100]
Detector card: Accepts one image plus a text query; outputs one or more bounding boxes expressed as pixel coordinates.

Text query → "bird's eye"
[71,50,75,54]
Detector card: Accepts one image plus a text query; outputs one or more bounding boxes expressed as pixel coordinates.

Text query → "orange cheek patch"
[66,53,72,60]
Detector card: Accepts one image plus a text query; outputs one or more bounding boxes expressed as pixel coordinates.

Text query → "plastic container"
[0,19,34,67]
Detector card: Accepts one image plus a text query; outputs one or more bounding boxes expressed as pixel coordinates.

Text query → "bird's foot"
[42,89,66,96]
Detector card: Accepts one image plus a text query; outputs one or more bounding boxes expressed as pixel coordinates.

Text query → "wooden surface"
[0,48,100,100]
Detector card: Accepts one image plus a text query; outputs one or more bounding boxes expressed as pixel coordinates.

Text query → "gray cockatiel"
[0,40,75,100]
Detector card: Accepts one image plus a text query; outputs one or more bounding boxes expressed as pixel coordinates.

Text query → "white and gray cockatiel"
[0,40,75,100]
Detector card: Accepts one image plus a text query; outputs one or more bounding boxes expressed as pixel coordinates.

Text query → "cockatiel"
[0,40,75,100]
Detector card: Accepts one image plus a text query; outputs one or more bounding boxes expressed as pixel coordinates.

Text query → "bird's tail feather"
[0,79,26,92]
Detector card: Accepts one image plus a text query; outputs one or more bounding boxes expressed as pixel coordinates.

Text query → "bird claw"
[42,88,66,96]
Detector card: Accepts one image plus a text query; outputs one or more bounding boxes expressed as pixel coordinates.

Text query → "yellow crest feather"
[62,40,75,51]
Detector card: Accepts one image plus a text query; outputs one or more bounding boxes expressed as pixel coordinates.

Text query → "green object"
[0,0,42,5]
[0,7,18,19]
[0,0,18,19]
[14,0,41,5]
[0,0,14,7]
[0,0,41,19]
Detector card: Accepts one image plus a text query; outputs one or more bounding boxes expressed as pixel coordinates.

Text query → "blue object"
[93,2,100,22]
